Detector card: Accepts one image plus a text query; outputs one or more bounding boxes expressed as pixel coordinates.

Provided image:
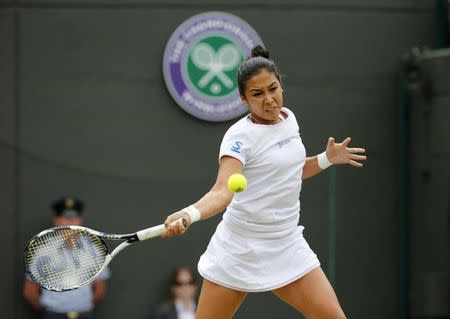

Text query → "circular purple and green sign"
[163,12,264,122]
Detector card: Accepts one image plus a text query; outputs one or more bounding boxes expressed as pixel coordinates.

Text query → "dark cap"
[51,196,84,217]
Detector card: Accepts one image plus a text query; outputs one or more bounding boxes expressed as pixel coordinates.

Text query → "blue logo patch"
[277,138,291,148]
[231,141,242,153]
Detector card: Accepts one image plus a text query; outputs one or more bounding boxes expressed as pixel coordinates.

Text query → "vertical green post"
[327,166,337,286]
[13,8,22,319]
[398,71,409,319]
[436,0,449,49]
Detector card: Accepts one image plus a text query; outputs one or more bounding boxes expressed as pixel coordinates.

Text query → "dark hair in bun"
[251,45,270,59]
[237,45,282,96]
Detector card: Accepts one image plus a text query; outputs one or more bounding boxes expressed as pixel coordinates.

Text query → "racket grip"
[136,218,186,241]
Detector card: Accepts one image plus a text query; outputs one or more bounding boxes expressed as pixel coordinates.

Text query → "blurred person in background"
[151,266,197,319]
[23,196,111,319]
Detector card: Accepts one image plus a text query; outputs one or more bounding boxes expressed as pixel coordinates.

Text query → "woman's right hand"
[161,210,191,238]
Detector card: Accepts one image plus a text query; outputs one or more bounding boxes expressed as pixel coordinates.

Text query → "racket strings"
[25,228,108,291]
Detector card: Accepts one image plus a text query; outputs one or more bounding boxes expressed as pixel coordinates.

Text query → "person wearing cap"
[23,196,111,319]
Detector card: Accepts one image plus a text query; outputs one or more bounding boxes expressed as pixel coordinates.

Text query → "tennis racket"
[24,218,186,292]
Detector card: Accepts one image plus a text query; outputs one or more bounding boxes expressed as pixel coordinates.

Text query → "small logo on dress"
[277,138,292,148]
[231,141,242,153]
[163,12,264,122]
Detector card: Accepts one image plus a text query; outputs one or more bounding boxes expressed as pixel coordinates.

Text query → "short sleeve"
[219,125,249,166]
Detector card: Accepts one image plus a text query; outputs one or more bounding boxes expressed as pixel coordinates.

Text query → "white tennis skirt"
[197,221,320,292]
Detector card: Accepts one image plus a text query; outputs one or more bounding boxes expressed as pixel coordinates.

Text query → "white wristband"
[183,205,201,223]
[318,151,333,170]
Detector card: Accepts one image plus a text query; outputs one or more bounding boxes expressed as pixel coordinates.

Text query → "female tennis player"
[162,45,366,319]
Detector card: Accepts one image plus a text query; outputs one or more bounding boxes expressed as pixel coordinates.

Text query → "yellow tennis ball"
[227,174,247,193]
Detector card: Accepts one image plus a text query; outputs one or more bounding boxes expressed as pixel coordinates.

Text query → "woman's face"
[241,68,283,125]
[171,269,197,301]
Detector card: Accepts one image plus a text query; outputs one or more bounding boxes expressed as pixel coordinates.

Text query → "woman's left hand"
[325,137,366,167]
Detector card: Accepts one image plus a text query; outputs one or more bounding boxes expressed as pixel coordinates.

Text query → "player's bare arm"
[163,156,243,236]
[302,137,366,180]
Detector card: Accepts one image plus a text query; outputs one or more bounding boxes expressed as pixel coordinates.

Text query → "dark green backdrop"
[0,1,441,319]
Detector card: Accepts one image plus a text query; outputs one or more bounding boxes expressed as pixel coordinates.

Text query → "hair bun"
[251,45,270,59]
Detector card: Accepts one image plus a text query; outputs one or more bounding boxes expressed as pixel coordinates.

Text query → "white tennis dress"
[198,107,320,292]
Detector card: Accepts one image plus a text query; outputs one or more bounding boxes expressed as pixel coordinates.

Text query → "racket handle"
[136,218,186,241]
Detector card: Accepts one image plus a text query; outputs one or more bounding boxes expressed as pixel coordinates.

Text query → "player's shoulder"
[283,107,301,129]
[228,114,251,130]
[219,115,254,159]
[223,114,252,138]
[283,107,297,121]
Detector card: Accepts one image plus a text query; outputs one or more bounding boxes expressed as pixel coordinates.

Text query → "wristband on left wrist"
[318,151,333,169]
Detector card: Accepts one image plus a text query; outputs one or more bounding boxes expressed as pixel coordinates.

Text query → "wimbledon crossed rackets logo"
[163,12,264,121]
[189,41,241,96]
